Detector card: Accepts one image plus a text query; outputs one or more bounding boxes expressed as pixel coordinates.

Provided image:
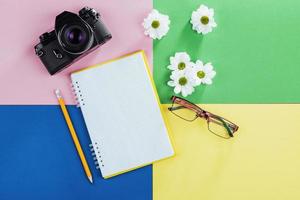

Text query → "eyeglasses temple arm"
[211,116,234,137]
[168,105,186,111]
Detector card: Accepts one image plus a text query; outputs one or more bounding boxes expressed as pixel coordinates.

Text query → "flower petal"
[192,78,201,86]
[168,65,176,70]
[208,70,216,78]
[208,8,214,17]
[181,87,188,97]
[174,86,181,94]
[204,63,213,72]
[168,80,176,87]
[202,26,213,34]
[170,56,177,65]
[195,60,204,67]
[198,5,210,16]
[203,78,212,85]
[178,52,190,62]
[186,85,195,95]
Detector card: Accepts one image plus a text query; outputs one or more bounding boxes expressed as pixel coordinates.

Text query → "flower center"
[178,62,186,70]
[178,77,188,86]
[151,20,160,29]
[200,16,209,25]
[197,71,205,78]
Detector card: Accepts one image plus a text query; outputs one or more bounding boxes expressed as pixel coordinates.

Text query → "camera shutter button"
[53,49,63,59]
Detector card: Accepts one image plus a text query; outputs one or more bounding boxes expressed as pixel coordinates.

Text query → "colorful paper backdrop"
[152,0,300,199]
[1,0,300,199]
[154,0,300,103]
[0,106,152,200]
[0,0,153,199]
[0,0,152,104]
[154,105,300,200]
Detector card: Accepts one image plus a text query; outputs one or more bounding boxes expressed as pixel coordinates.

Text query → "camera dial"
[79,7,99,20]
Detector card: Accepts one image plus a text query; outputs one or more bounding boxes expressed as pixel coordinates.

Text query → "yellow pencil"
[55,89,93,183]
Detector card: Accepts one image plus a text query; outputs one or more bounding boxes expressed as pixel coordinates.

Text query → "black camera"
[35,7,112,75]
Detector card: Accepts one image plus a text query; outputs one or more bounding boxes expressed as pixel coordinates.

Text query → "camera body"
[35,7,112,75]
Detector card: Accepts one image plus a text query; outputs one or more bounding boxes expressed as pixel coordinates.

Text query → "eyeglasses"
[168,96,239,139]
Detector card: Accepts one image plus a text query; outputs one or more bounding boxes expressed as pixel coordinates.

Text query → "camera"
[35,7,112,75]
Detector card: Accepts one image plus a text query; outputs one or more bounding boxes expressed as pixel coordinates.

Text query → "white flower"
[142,9,170,40]
[190,60,216,85]
[168,70,195,97]
[167,52,193,72]
[190,5,217,35]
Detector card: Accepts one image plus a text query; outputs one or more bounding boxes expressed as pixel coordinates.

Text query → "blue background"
[0,106,152,200]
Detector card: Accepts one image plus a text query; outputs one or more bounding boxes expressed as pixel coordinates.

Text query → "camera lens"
[58,24,93,54]
[66,27,86,45]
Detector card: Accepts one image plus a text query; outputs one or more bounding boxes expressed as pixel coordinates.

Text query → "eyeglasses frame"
[168,96,239,139]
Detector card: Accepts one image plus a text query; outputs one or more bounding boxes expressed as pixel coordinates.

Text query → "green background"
[154,0,300,103]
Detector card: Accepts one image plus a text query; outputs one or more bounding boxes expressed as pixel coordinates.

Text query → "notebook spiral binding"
[89,143,105,170]
[70,81,85,107]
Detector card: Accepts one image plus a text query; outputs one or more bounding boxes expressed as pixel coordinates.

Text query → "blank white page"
[71,51,174,178]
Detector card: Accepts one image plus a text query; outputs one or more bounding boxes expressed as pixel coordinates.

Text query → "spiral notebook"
[70,51,174,179]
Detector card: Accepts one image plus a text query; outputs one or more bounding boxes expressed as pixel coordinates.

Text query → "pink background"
[0,0,152,105]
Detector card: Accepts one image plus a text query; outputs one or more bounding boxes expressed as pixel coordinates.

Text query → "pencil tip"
[88,176,93,184]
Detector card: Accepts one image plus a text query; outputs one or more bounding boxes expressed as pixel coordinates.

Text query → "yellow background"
[154,104,300,200]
